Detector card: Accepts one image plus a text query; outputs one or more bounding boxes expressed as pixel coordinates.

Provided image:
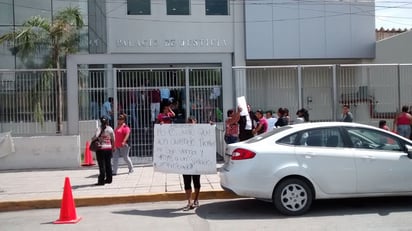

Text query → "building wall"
[245,0,376,60]
[106,0,234,54]
[373,30,412,64]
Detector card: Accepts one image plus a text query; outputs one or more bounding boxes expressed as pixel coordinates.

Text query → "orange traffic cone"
[81,141,95,166]
[54,177,82,224]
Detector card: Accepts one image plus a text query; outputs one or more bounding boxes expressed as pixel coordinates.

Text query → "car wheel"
[273,178,313,216]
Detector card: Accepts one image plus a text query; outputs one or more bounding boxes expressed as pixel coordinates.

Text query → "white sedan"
[219,122,412,216]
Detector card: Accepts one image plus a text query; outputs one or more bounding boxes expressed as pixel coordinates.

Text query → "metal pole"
[397,64,401,111]
[185,67,190,120]
[332,65,337,121]
[297,65,302,109]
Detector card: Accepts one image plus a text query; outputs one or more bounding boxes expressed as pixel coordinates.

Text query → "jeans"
[225,135,238,144]
[397,124,411,139]
[112,145,134,174]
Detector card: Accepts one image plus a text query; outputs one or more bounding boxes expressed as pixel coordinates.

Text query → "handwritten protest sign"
[153,124,217,174]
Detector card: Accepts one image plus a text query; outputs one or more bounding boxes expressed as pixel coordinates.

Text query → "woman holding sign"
[182,116,201,211]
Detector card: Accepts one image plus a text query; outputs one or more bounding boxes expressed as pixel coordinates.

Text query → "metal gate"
[78,66,223,163]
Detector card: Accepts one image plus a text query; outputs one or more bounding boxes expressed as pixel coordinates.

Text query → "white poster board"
[153,124,217,174]
[237,96,248,116]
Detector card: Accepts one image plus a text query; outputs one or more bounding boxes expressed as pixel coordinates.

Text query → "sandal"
[193,200,199,208]
[183,203,193,211]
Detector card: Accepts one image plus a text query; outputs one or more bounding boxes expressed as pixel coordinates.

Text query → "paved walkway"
[0,164,237,211]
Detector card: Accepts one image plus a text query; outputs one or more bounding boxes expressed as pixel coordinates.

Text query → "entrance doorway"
[78,66,223,162]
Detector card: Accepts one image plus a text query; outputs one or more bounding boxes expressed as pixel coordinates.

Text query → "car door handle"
[361,155,375,160]
[304,153,316,158]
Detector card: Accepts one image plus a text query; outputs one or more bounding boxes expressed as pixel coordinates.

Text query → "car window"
[345,127,402,151]
[277,133,298,145]
[278,127,343,147]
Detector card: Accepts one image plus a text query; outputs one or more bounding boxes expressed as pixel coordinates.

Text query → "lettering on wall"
[115,38,228,48]
[153,124,217,174]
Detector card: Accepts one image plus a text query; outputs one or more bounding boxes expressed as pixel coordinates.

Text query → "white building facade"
[3,0,395,169]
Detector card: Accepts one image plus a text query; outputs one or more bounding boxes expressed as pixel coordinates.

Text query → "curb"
[0,190,240,212]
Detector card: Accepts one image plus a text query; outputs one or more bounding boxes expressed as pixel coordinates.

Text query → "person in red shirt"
[112,113,134,175]
[157,104,175,124]
[393,105,412,138]
[225,108,240,144]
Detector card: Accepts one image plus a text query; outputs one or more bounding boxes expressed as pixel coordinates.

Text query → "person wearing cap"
[92,116,115,186]
[112,113,134,175]
[252,109,268,135]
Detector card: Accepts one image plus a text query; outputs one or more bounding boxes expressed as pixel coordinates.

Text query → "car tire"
[273,178,313,216]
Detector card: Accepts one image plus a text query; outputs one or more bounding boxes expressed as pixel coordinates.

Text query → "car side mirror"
[405,145,412,159]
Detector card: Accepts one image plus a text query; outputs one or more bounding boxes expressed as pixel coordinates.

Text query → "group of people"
[225,105,310,144]
[91,113,134,186]
[224,104,358,144]
[379,105,412,139]
[92,99,412,212]
[92,100,177,186]
[92,100,201,211]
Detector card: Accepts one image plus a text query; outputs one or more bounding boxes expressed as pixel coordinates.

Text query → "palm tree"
[0,7,84,133]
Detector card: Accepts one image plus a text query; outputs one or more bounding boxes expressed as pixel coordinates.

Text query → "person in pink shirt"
[253,109,268,135]
[157,104,175,124]
[112,113,134,175]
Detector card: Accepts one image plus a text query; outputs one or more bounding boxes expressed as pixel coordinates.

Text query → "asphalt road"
[2,197,412,231]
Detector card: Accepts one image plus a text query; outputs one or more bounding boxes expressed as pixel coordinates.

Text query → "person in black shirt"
[238,105,257,141]
[275,107,289,128]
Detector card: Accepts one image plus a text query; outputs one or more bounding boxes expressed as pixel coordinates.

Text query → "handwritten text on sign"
[153,124,216,174]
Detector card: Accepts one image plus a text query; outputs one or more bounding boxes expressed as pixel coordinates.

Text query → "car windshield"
[243,126,292,143]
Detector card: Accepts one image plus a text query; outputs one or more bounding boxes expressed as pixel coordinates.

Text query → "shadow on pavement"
[72,184,98,189]
[112,207,194,218]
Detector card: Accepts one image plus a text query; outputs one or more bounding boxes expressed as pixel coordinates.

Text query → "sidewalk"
[0,164,237,212]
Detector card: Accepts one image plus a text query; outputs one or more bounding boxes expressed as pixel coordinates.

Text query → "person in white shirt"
[265,110,277,132]
[294,108,309,124]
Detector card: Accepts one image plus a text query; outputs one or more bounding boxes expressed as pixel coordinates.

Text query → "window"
[128,0,151,15]
[205,0,228,15]
[167,0,190,15]
[0,0,13,25]
[277,133,298,146]
[14,0,51,25]
[280,128,343,147]
[345,127,401,151]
